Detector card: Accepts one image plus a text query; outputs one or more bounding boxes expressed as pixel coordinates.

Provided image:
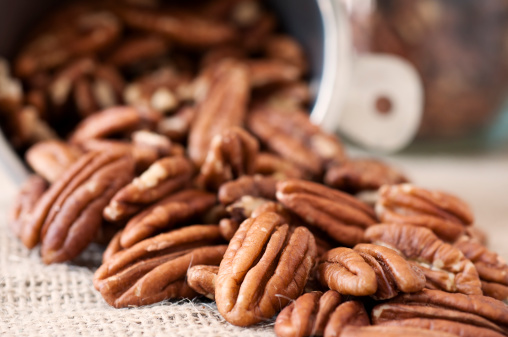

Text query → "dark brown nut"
[454,236,508,300]
[247,60,301,88]
[114,5,237,48]
[276,179,376,246]
[0,59,23,113]
[254,81,312,111]
[247,106,346,177]
[241,12,276,51]
[275,290,343,337]
[354,244,426,300]
[215,212,317,327]
[365,224,482,295]
[104,156,193,222]
[187,265,219,300]
[376,184,473,242]
[219,218,240,241]
[11,106,58,149]
[323,301,370,337]
[196,127,259,191]
[102,230,123,263]
[324,159,408,194]
[69,106,161,145]
[372,303,507,335]
[25,140,82,183]
[188,59,250,166]
[377,319,505,337]
[39,151,134,264]
[255,152,306,180]
[340,325,457,337]
[15,10,121,78]
[94,225,226,308]
[157,105,196,142]
[120,189,216,248]
[264,35,308,75]
[218,174,277,206]
[200,45,246,68]
[106,35,170,68]
[8,175,48,239]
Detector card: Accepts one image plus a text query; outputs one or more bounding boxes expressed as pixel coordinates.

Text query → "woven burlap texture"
[0,217,277,337]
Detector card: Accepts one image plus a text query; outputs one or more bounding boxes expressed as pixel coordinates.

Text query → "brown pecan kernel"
[218,175,277,206]
[365,224,482,295]
[106,35,170,68]
[40,151,135,264]
[187,265,219,300]
[25,140,82,183]
[255,152,306,179]
[94,225,226,308]
[378,319,505,337]
[264,35,308,75]
[215,212,317,326]
[188,60,250,166]
[247,60,301,88]
[275,290,342,337]
[323,301,370,337]
[324,159,408,194]
[104,156,193,222]
[196,127,259,191]
[157,105,196,142]
[102,230,123,263]
[276,179,376,246]
[376,184,473,241]
[341,325,456,337]
[482,281,508,302]
[120,189,216,248]
[9,175,48,239]
[219,218,240,241]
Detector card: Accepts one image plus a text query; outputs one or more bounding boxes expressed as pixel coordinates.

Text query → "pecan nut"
[323,301,370,337]
[104,156,193,222]
[375,184,473,242]
[247,59,301,88]
[274,290,342,337]
[157,105,196,142]
[377,319,505,337]
[219,218,240,241]
[215,212,317,326]
[120,189,216,248]
[105,35,170,68]
[218,174,277,206]
[264,35,308,75]
[340,325,456,337]
[365,224,482,295]
[276,179,377,246]
[102,230,123,263]
[255,152,306,180]
[187,265,219,300]
[94,225,226,308]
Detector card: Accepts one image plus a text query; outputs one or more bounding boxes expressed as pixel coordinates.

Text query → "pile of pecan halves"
[2,0,508,336]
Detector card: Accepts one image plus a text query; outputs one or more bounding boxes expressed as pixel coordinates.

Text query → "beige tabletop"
[1,147,507,336]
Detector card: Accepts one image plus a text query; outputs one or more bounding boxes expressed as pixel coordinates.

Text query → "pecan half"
[324,159,408,194]
[106,35,170,68]
[255,152,306,180]
[275,290,343,337]
[215,212,317,326]
[102,230,123,263]
[264,35,308,75]
[218,174,277,206]
[104,156,193,222]
[323,301,370,337]
[157,105,196,142]
[187,265,219,300]
[253,82,311,111]
[219,218,240,241]
[376,184,473,242]
[94,225,226,308]
[188,59,250,166]
[365,224,482,295]
[340,325,456,337]
[377,319,505,337]
[276,179,376,246]
[120,189,216,248]
[25,140,82,183]
[196,127,259,191]
[247,60,301,88]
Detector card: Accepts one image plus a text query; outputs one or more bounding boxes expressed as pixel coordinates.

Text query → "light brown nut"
[70,106,161,145]
[275,290,342,337]
[276,179,376,246]
[255,152,306,180]
[38,151,134,264]
[482,281,508,303]
[215,212,317,326]
[131,130,178,158]
[372,303,507,335]
[104,156,194,222]
[25,140,82,183]
[324,159,408,194]
[465,226,488,246]
[376,184,473,241]
[247,106,346,177]
[114,5,237,48]
[120,189,216,248]
[106,35,170,68]
[354,244,426,300]
[340,325,457,337]
[378,319,505,337]
[254,81,312,111]
[8,175,48,239]
[264,34,308,75]
[188,59,249,166]
[196,127,259,191]
[365,224,482,295]
[102,230,123,263]
[247,60,301,88]
[187,265,219,300]
[219,218,240,241]
[319,248,377,296]
[218,174,277,206]
[323,301,370,337]
[94,225,226,308]
[157,105,196,142]
[454,236,508,300]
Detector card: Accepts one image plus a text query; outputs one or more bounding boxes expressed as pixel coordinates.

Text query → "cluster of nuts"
[2,0,508,336]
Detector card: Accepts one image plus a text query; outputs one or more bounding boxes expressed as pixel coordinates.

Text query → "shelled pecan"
[218,218,240,241]
[324,301,370,337]
[276,179,376,246]
[218,174,277,206]
[264,35,308,75]
[376,184,473,242]
[187,265,219,300]
[215,212,317,326]
[105,35,170,68]
[365,224,482,295]
[254,152,306,180]
[157,105,196,142]
[247,60,301,88]
[340,325,456,337]
[94,225,226,308]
